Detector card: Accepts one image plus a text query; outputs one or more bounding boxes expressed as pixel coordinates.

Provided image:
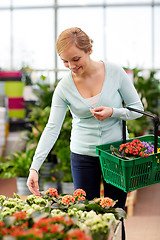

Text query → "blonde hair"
[56,27,93,55]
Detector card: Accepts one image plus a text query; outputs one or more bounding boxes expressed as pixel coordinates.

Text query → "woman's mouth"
[72,67,81,73]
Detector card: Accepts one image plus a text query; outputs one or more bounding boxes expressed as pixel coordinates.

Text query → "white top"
[85,93,100,108]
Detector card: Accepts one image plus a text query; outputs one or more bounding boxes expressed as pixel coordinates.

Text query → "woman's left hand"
[90,106,113,121]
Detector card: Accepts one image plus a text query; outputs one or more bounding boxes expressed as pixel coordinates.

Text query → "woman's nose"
[69,62,75,69]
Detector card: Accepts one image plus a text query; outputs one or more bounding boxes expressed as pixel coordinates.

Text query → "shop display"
[0,188,126,240]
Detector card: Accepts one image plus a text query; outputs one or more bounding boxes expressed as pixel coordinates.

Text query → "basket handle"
[122,107,159,153]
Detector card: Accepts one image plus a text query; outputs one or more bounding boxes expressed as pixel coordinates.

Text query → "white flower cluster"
[1,198,25,217]
[51,207,118,236]
[0,194,47,218]
[51,209,67,217]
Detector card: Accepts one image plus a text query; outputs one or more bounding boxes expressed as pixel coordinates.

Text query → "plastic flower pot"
[5,81,25,97]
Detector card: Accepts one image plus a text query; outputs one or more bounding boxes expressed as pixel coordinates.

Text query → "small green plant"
[0,147,35,178]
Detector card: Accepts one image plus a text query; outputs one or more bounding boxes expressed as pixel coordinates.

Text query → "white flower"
[23,205,32,212]
[68,208,77,216]
[31,204,43,211]
[102,213,116,222]
[3,200,17,208]
[26,208,34,215]
[142,70,150,80]
[85,215,102,226]
[0,195,6,205]
[34,197,47,206]
[86,210,97,219]
[51,209,66,217]
[80,211,88,219]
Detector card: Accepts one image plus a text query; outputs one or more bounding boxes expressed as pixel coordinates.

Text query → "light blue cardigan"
[30,62,143,172]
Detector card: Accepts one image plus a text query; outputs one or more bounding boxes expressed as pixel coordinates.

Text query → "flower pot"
[16,177,31,195]
[40,162,55,178]
[61,182,75,195]
[5,81,25,97]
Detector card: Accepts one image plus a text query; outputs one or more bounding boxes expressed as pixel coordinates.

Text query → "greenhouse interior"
[0,1,160,240]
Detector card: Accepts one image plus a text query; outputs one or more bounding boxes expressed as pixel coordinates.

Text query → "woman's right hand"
[27,169,41,196]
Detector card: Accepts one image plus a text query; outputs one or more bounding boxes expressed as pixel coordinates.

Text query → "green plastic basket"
[96,135,160,192]
[96,107,160,192]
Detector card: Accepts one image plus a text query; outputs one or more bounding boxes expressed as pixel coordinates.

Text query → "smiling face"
[60,44,92,75]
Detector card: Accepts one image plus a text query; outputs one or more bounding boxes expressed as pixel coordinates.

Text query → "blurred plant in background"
[126,68,160,137]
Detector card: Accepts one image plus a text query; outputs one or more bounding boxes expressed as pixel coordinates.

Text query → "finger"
[29,186,41,196]
[92,106,103,112]
[93,111,103,117]
[27,180,41,196]
[89,108,94,113]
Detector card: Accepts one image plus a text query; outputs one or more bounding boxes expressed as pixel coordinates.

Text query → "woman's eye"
[74,58,80,62]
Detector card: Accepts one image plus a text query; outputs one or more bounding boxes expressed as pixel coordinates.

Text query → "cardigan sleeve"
[111,65,144,121]
[30,85,68,172]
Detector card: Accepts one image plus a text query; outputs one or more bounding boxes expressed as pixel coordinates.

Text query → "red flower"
[118,139,150,158]
[61,195,75,205]
[45,188,59,198]
[0,227,9,236]
[77,196,86,201]
[65,229,92,240]
[33,216,74,229]
[10,224,28,233]
[33,218,52,228]
[10,227,26,237]
[100,197,114,208]
[73,189,86,197]
[132,139,141,144]
[12,211,27,220]
[25,228,43,239]
[0,221,4,227]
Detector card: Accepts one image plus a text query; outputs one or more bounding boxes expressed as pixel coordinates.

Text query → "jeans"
[71,152,127,240]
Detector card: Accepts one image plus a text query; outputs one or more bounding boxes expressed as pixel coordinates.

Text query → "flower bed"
[0,188,126,240]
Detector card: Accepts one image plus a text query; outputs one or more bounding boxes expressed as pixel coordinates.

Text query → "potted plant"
[0,146,35,195]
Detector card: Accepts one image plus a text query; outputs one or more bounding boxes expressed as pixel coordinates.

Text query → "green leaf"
[107,207,127,220]
[69,203,86,211]
[13,193,20,199]
[110,145,136,160]
[85,202,106,213]
[115,207,127,219]
[110,145,123,158]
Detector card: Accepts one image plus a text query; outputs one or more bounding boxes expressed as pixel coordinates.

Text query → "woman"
[27,27,144,240]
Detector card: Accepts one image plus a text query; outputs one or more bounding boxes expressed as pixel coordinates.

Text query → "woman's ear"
[88,48,92,55]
